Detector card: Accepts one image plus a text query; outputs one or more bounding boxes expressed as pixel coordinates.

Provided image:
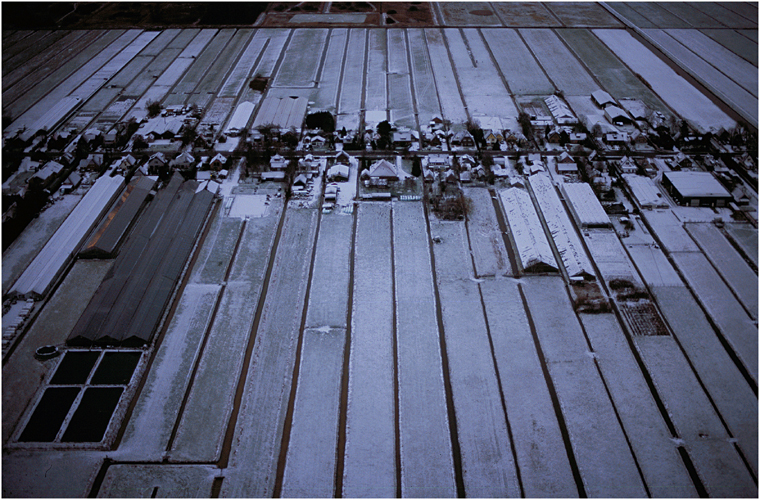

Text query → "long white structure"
[224,101,255,136]
[10,174,125,298]
[529,173,595,279]
[252,96,308,131]
[561,182,611,228]
[623,174,669,209]
[499,187,558,272]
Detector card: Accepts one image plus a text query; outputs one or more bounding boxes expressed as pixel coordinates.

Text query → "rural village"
[1,1,758,498]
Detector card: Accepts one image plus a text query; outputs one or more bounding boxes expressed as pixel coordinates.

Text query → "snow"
[429,218,521,497]
[641,209,700,253]
[393,202,456,497]
[218,33,268,98]
[583,229,643,286]
[520,276,647,497]
[684,223,757,319]
[342,203,396,498]
[624,243,684,287]
[482,28,554,95]
[424,28,468,123]
[312,28,347,111]
[407,29,443,126]
[273,28,328,88]
[99,464,217,497]
[2,450,105,498]
[337,28,366,130]
[334,159,358,209]
[561,182,611,228]
[462,187,512,277]
[594,29,736,133]
[579,313,697,497]
[499,187,557,272]
[520,29,598,95]
[479,278,577,497]
[190,216,244,285]
[387,30,416,128]
[178,28,217,59]
[365,29,387,113]
[223,209,318,498]
[529,173,595,278]
[725,222,758,267]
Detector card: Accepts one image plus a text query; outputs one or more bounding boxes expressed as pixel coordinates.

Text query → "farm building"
[545,95,577,125]
[662,171,732,207]
[67,174,215,347]
[10,174,126,298]
[79,175,158,258]
[604,106,633,126]
[591,89,615,108]
[561,182,612,228]
[619,98,650,121]
[623,174,669,209]
[556,152,578,174]
[252,95,309,131]
[16,96,82,143]
[225,101,255,137]
[499,187,558,273]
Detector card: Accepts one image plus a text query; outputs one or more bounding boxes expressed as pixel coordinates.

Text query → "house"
[556,152,577,174]
[293,173,308,188]
[366,159,398,180]
[450,130,475,148]
[270,154,288,170]
[459,154,476,169]
[31,161,65,186]
[112,154,137,174]
[261,171,287,182]
[423,169,436,182]
[170,151,196,169]
[546,128,562,143]
[335,150,353,166]
[83,128,102,144]
[325,183,339,201]
[616,156,639,175]
[444,169,458,183]
[426,154,450,170]
[459,170,472,183]
[569,132,587,143]
[662,171,732,207]
[210,153,227,170]
[298,154,320,172]
[148,152,169,176]
[393,130,414,148]
[591,90,615,108]
[604,132,629,145]
[77,154,104,172]
[545,95,577,125]
[59,172,82,194]
[630,130,648,146]
[732,186,752,207]
[196,171,212,181]
[483,129,504,145]
[604,106,632,126]
[429,116,444,131]
[327,164,350,181]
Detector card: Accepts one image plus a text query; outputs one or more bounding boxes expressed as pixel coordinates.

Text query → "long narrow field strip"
[657,2,727,28]
[165,28,201,50]
[218,30,269,99]
[439,2,503,26]
[122,49,182,98]
[117,284,221,461]
[2,30,90,90]
[641,210,700,253]
[424,28,468,123]
[622,3,692,28]
[582,230,643,286]
[222,209,318,498]
[479,278,577,497]
[166,29,236,98]
[579,313,697,497]
[337,28,366,131]
[544,2,622,27]
[594,29,736,133]
[491,3,560,27]
[364,29,388,121]
[3,30,69,74]
[1,29,52,64]
[519,28,599,96]
[273,28,328,88]
[603,3,658,28]
[684,223,757,319]
[342,203,396,498]
[633,336,756,496]
[79,56,153,113]
[701,28,758,66]
[178,28,218,58]
[691,2,758,29]
[557,29,672,114]
[725,222,758,267]
[281,214,352,497]
[387,29,415,128]
[137,28,183,56]
[666,28,758,95]
[407,29,442,126]
[669,251,758,383]
[720,2,759,23]
[98,464,217,498]
[481,28,554,95]
[311,28,347,111]
[520,276,647,497]
[170,209,282,462]
[463,187,512,277]
[393,203,456,497]
[430,218,520,497]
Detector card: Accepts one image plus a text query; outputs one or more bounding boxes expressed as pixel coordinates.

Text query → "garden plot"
[658,3,722,27]
[701,28,758,66]
[642,29,757,125]
[667,28,757,96]
[387,30,415,128]
[430,218,520,498]
[190,216,244,285]
[439,2,503,26]
[122,49,181,97]
[80,56,152,111]
[393,203,456,497]
[444,28,517,123]
[2,29,110,110]
[692,2,757,29]
[311,28,347,111]
[250,29,291,79]
[520,276,647,497]
[197,97,236,136]
[481,29,554,95]
[579,313,697,497]
[669,251,758,382]
[222,209,318,498]
[2,260,112,444]
[98,464,217,498]
[603,3,657,28]
[423,28,468,123]
[725,222,758,267]
[170,209,281,462]
[198,29,255,96]
[544,2,622,27]
[364,29,387,117]
[641,210,700,253]
[624,243,684,287]
[633,336,757,496]
[463,187,512,277]
[407,29,442,126]
[594,29,736,133]
[3,30,70,81]
[274,28,328,88]
[2,30,56,65]
[739,28,759,42]
[337,28,366,131]
[168,29,235,97]
[520,29,599,96]
[558,29,671,114]
[282,216,352,497]
[116,284,220,461]
[491,3,560,27]
[137,28,182,56]
[720,2,759,22]
[479,278,577,497]
[178,28,217,58]
[685,223,757,318]
[2,194,82,293]
[583,230,642,285]
[166,28,201,50]
[342,203,396,498]
[651,285,758,476]
[217,32,268,98]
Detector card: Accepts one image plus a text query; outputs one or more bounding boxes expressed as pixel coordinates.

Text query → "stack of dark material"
[67,173,215,347]
[79,175,158,259]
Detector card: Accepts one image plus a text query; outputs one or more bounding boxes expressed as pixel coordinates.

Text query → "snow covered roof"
[663,171,731,199]
[544,95,577,124]
[368,159,397,179]
[252,96,309,131]
[211,153,227,165]
[619,98,650,120]
[604,106,631,124]
[17,96,82,142]
[623,174,669,209]
[499,187,558,273]
[561,182,612,228]
[327,164,349,180]
[591,90,615,108]
[225,101,255,134]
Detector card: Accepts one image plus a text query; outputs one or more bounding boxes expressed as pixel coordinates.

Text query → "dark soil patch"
[61,387,123,442]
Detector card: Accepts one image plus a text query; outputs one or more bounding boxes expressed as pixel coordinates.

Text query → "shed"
[556,152,578,174]
[662,171,732,207]
[604,106,632,126]
[591,90,615,108]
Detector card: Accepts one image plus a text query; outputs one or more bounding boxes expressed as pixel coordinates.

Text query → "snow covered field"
[424,29,468,124]
[99,464,217,497]
[520,29,599,96]
[364,29,387,116]
[337,28,366,131]
[481,28,554,95]
[310,29,346,111]
[274,29,328,88]
[387,29,416,128]
[462,187,512,277]
[594,29,737,133]
[725,222,758,267]
[641,210,701,253]
[217,33,267,98]
[407,29,443,126]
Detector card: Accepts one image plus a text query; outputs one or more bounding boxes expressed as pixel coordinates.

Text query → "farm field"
[490,3,560,27]
[544,2,622,27]
[481,28,555,95]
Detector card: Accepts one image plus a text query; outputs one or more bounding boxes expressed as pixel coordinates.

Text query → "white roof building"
[561,182,612,228]
[591,89,615,108]
[225,101,255,137]
[500,187,558,272]
[544,95,578,125]
[623,174,669,209]
[367,159,398,179]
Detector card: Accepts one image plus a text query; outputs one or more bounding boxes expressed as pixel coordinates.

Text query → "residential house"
[366,159,398,180]
[60,172,82,194]
[210,153,227,170]
[148,152,169,176]
[569,132,587,144]
[450,130,475,148]
[327,164,350,181]
[393,130,414,148]
[556,152,578,174]
[270,153,288,171]
[335,150,353,166]
[616,156,639,175]
[630,130,648,146]
[170,151,196,169]
[293,173,308,189]
[604,132,629,145]
[546,127,563,143]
